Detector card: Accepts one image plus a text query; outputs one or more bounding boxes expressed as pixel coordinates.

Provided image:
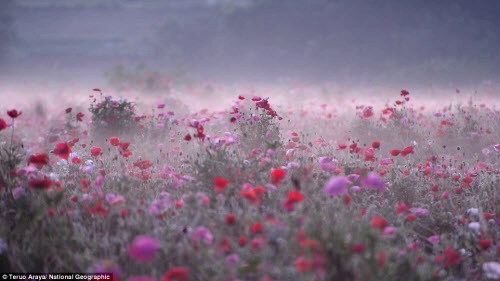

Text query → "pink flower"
[427,235,440,244]
[494,143,500,152]
[324,176,350,196]
[191,226,213,244]
[410,207,429,216]
[127,235,160,262]
[441,191,449,199]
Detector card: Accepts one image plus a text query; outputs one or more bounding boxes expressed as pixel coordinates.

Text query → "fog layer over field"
[1,0,500,95]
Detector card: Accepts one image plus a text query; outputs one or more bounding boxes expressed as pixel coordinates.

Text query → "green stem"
[9,119,15,151]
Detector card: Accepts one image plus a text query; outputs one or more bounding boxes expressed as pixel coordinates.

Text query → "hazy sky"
[1,0,500,88]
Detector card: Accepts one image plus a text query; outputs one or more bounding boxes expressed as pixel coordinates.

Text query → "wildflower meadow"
[0,82,499,281]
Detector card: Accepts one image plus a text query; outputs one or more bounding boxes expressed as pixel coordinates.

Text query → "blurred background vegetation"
[1,0,499,87]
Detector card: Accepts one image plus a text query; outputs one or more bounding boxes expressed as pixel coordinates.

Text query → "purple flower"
[324,176,350,196]
[347,174,360,182]
[361,173,385,190]
[127,235,160,262]
[318,156,332,164]
[93,259,122,276]
[320,162,335,172]
[157,103,165,109]
[12,186,26,200]
[226,253,240,266]
[191,226,213,244]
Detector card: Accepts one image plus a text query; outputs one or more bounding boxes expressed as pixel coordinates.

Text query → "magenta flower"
[410,207,429,216]
[191,226,213,245]
[361,173,385,190]
[427,235,440,244]
[324,176,350,196]
[127,235,160,262]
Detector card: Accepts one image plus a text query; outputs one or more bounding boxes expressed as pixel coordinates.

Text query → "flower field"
[0,82,499,281]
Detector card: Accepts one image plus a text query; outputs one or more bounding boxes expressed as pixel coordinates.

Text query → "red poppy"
[121,149,133,158]
[85,200,108,216]
[343,194,352,205]
[109,137,120,146]
[400,89,410,96]
[93,88,102,92]
[213,176,229,193]
[362,107,374,118]
[443,246,462,267]
[478,238,491,250]
[29,154,49,169]
[286,190,304,204]
[195,125,205,139]
[253,185,265,198]
[216,236,232,253]
[483,212,494,220]
[371,140,380,149]
[28,178,54,190]
[162,267,189,281]
[270,167,286,185]
[183,134,192,141]
[364,147,376,161]
[250,222,264,234]
[53,142,72,160]
[0,118,7,131]
[370,216,388,230]
[240,186,265,205]
[226,214,236,225]
[295,256,312,272]
[351,244,366,253]
[120,141,130,150]
[389,149,401,156]
[378,251,386,268]
[65,107,72,113]
[238,235,248,247]
[395,202,409,214]
[133,160,153,170]
[400,146,414,157]
[406,214,417,221]
[7,109,22,118]
[90,146,102,157]
[76,112,84,122]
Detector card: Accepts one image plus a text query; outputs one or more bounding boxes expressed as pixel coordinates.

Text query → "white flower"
[468,222,481,233]
[48,172,59,181]
[483,262,500,279]
[467,208,479,216]
[69,152,79,159]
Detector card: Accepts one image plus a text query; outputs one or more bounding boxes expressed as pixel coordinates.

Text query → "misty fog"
[0,0,499,103]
